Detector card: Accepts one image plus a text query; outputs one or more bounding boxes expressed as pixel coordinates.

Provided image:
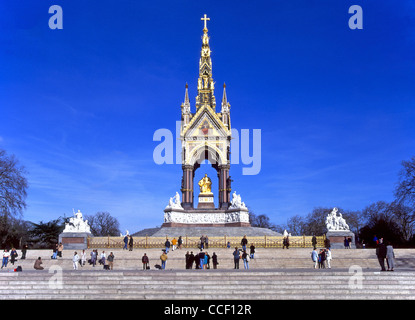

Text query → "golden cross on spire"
[201,14,210,31]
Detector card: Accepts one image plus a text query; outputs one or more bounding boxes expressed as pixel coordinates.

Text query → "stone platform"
[142,226,282,237]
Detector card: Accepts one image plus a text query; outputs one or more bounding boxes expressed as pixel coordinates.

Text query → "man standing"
[165,239,171,254]
[233,247,240,269]
[107,252,115,270]
[73,252,79,270]
[160,251,168,270]
[376,238,387,271]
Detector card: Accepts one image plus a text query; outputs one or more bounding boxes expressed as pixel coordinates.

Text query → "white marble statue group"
[165,191,247,210]
[165,192,184,210]
[229,191,247,209]
[325,207,350,231]
[62,209,91,233]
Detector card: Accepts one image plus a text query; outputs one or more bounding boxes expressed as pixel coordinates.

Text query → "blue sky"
[1,0,414,233]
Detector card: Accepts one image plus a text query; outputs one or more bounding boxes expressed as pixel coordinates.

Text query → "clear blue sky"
[1,1,414,233]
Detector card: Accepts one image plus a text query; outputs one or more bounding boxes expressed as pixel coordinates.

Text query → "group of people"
[184,250,218,269]
[2,248,21,269]
[311,248,332,269]
[375,237,395,271]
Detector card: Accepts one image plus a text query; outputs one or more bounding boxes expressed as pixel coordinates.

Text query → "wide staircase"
[1,247,415,299]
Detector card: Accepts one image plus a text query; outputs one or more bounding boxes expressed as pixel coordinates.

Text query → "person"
[123,235,128,250]
[311,248,318,269]
[326,248,332,269]
[142,253,149,270]
[250,244,256,259]
[344,237,349,249]
[319,249,326,269]
[194,252,200,269]
[172,238,177,251]
[57,242,64,257]
[199,250,205,269]
[242,250,250,270]
[81,250,87,267]
[73,252,80,270]
[165,239,171,254]
[189,251,195,269]
[233,247,240,269]
[51,243,58,259]
[205,235,209,249]
[373,235,379,245]
[376,238,387,271]
[200,235,205,250]
[348,237,352,249]
[10,248,18,265]
[34,257,44,270]
[129,236,134,251]
[227,241,231,249]
[107,252,114,270]
[283,237,290,249]
[212,252,218,269]
[178,236,183,249]
[204,251,209,269]
[99,251,106,265]
[312,235,317,250]
[21,244,28,260]
[241,235,248,251]
[160,250,168,270]
[386,241,395,271]
[90,249,97,267]
[2,249,10,268]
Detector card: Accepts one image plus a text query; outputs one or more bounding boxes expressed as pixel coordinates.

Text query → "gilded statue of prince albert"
[198,174,212,194]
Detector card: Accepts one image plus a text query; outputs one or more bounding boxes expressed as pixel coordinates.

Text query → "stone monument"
[325,207,355,249]
[58,209,92,249]
[161,14,251,228]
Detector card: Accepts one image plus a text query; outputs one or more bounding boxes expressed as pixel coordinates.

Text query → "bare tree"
[395,156,415,206]
[0,149,28,222]
[85,211,121,236]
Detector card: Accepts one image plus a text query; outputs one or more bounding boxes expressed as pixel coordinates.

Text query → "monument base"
[58,232,91,250]
[326,231,356,249]
[162,208,251,228]
[197,193,215,209]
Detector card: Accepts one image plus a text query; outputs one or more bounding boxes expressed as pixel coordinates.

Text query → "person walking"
[1,249,10,269]
[34,257,44,270]
[90,249,97,267]
[160,251,168,270]
[123,235,129,250]
[205,235,209,249]
[107,252,114,270]
[376,238,387,271]
[165,239,171,254]
[142,253,149,270]
[241,235,248,252]
[73,252,80,270]
[233,247,240,269]
[326,248,332,269]
[249,244,256,259]
[386,241,395,271]
[172,238,177,251]
[242,250,250,270]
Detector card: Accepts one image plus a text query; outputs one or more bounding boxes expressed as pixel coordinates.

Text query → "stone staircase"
[1,248,415,300]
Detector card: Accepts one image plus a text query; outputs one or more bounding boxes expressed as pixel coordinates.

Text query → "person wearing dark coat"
[376,238,387,271]
[212,252,218,269]
[129,236,134,251]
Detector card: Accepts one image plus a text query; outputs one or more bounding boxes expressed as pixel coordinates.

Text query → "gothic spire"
[196,14,216,111]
